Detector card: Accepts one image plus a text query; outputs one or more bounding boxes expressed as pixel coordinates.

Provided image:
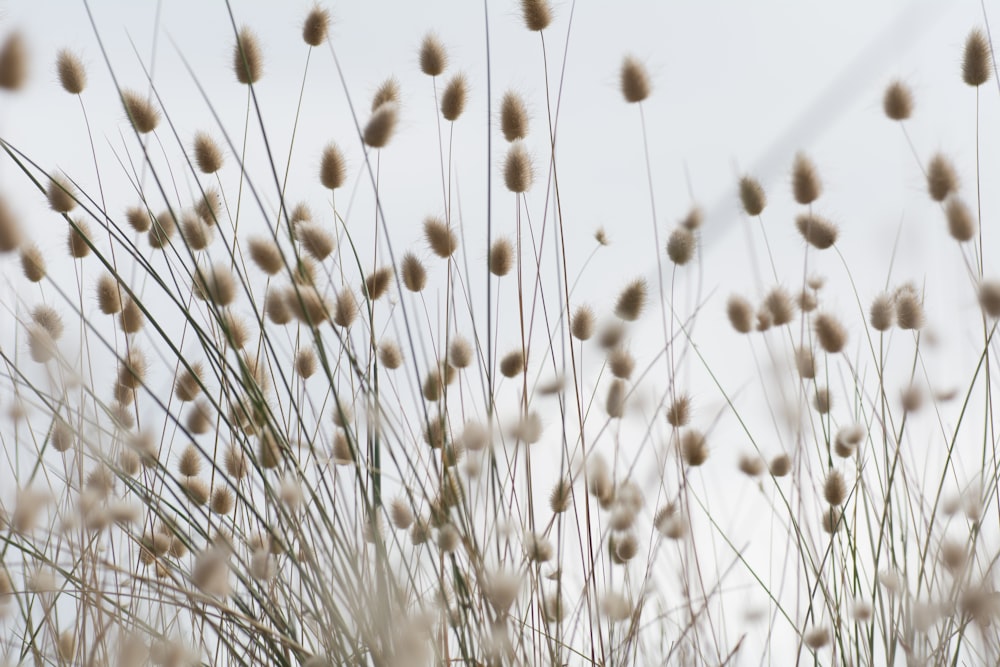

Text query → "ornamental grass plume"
[0,31,28,91]
[791,152,822,204]
[121,89,160,134]
[620,55,651,103]
[500,90,529,141]
[615,278,647,321]
[55,49,86,95]
[962,28,993,87]
[520,0,553,31]
[419,33,447,77]
[738,175,767,216]
[363,103,398,148]
[233,27,263,84]
[302,7,331,47]
[440,73,467,121]
[882,80,913,120]
[503,141,533,193]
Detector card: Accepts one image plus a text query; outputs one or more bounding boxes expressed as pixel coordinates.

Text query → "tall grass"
[0,2,998,665]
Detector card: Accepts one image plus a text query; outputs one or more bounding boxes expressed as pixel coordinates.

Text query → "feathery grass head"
[0,196,22,252]
[56,49,86,94]
[302,6,331,46]
[371,77,399,111]
[681,429,708,466]
[31,305,63,341]
[791,152,822,204]
[119,296,144,334]
[441,73,467,121]
[620,55,651,103]
[894,284,924,330]
[333,287,357,328]
[193,263,237,307]
[248,236,283,275]
[364,267,393,300]
[769,453,791,477]
[0,32,28,91]
[121,89,160,134]
[795,212,838,249]
[571,305,595,341]
[726,294,754,333]
[666,227,695,265]
[181,215,212,250]
[489,237,513,276]
[869,293,894,331]
[424,217,457,258]
[738,175,766,216]
[20,244,45,282]
[615,278,647,321]
[500,90,529,141]
[419,33,447,76]
[683,206,705,230]
[68,219,91,258]
[945,196,976,242]
[927,153,957,202]
[520,0,552,31]
[320,143,346,190]
[882,80,913,120]
[297,222,335,260]
[814,312,847,353]
[979,280,1000,318]
[962,28,992,87]
[503,141,533,193]
[401,252,427,291]
[47,175,76,213]
[764,287,796,326]
[666,394,691,427]
[233,27,263,84]
[363,103,398,148]
[192,132,224,174]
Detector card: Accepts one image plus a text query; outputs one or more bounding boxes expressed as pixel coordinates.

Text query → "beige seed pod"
[615,278,647,321]
[302,6,331,47]
[210,486,234,516]
[401,252,427,291]
[364,266,393,300]
[149,211,176,249]
[503,141,533,193]
[606,379,626,418]
[738,454,765,477]
[247,236,283,275]
[117,349,147,391]
[571,305,595,341]
[174,363,203,402]
[963,28,993,87]
[233,27,263,84]
[320,143,346,190]
[978,280,1000,318]
[31,305,64,340]
[371,77,400,111]
[739,175,767,216]
[333,287,357,327]
[894,285,924,330]
[764,287,796,326]
[424,217,457,258]
[520,0,552,31]
[419,33,447,76]
[297,222,335,261]
[927,153,958,202]
[363,103,398,148]
[804,626,830,649]
[798,289,817,312]
[181,215,212,251]
[124,205,151,232]
[0,32,28,91]
[769,453,791,477]
[265,288,292,324]
[389,497,414,530]
[666,394,691,427]
[795,213,838,249]
[614,532,639,562]
[379,339,403,369]
[177,443,201,477]
[869,293,894,331]
[448,337,473,369]
[791,152,822,204]
[287,285,330,325]
[182,477,210,506]
[68,219,91,258]
[550,479,572,513]
[608,347,634,379]
[523,532,553,562]
[727,294,754,333]
[666,227,695,265]
[96,273,122,314]
[50,419,74,453]
[440,73,467,121]
[945,196,976,242]
[823,469,847,505]
[120,297,144,333]
[223,443,248,480]
[500,90,529,142]
[0,195,23,252]
[57,629,76,661]
[47,175,76,213]
[499,349,525,378]
[681,429,708,466]
[121,89,160,134]
[489,237,513,276]
[795,345,816,379]
[193,263,237,306]
[295,347,317,378]
[192,132,224,174]
[814,312,847,353]
[882,80,913,120]
[195,188,221,225]
[20,244,45,282]
[813,387,832,414]
[620,55,650,103]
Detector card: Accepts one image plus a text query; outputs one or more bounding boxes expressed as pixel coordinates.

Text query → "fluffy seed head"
[739,175,766,216]
[770,453,791,477]
[55,49,86,95]
[882,80,913,120]
[174,363,203,402]
[68,219,91,258]
[424,217,457,258]
[121,89,159,133]
[666,394,691,427]
[499,350,525,378]
[0,32,28,91]
[791,153,822,204]
[813,387,832,414]
[448,337,473,369]
[804,626,830,649]
[286,285,330,325]
[120,297,144,333]
[963,29,993,86]
[192,132,223,174]
[814,312,847,353]
[500,90,529,141]
[795,213,838,249]
[364,267,393,300]
[320,143,346,190]
[20,244,45,282]
[620,55,650,103]
[606,379,626,418]
[615,278,647,321]
[297,222,335,260]
[441,73,467,121]
[233,27,263,84]
[47,176,76,213]
[571,305,595,341]
[181,215,212,251]
[503,141,534,193]
[870,293,894,331]
[399,252,427,292]
[379,340,403,369]
[945,196,976,242]
[608,347,635,379]
[193,263,237,306]
[614,532,639,562]
[666,227,695,265]
[764,287,796,326]
[248,236,283,275]
[489,237,513,276]
[124,205,151,232]
[371,77,399,111]
[979,280,1000,317]
[927,154,958,202]
[333,288,357,328]
[363,103,398,148]
[521,0,552,31]
[681,429,708,466]
[31,305,63,340]
[823,469,847,505]
[727,295,754,333]
[894,285,924,330]
[419,34,447,76]
[302,7,331,46]
[149,211,176,249]
[0,196,23,252]
[738,454,765,477]
[177,444,201,478]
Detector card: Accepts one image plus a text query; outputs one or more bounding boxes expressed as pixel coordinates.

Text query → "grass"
[0,1,998,665]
